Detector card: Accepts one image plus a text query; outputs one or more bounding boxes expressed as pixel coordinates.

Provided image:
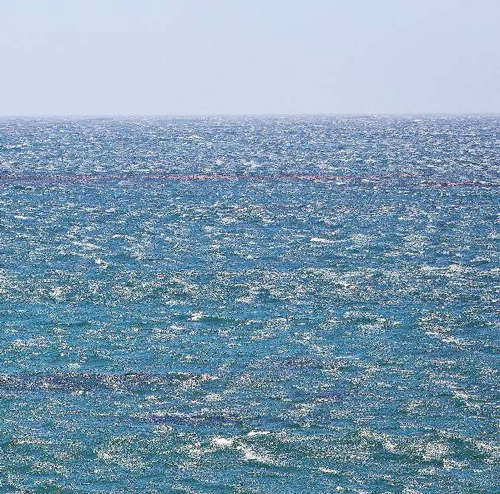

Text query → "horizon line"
[1,112,500,119]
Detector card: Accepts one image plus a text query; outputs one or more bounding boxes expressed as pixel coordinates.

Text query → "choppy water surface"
[0,116,499,493]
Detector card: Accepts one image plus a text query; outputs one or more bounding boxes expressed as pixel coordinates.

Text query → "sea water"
[0,116,499,493]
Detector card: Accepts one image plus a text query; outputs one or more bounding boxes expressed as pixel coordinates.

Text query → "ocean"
[0,116,499,493]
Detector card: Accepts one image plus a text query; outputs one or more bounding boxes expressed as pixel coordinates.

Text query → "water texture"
[0,116,499,493]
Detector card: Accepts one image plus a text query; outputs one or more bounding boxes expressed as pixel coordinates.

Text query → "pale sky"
[0,0,499,115]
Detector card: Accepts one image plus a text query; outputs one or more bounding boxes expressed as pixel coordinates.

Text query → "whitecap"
[212,437,233,448]
[94,258,109,268]
[310,237,334,244]
[247,430,270,437]
[237,445,277,465]
[189,312,203,321]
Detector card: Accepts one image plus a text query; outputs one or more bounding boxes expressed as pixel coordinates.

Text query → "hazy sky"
[1,0,499,115]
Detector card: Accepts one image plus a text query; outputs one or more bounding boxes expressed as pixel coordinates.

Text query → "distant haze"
[1,0,499,115]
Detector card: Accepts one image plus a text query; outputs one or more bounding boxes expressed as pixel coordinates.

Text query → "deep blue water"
[0,116,499,493]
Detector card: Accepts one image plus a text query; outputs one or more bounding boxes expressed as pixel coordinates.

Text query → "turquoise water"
[0,116,499,493]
